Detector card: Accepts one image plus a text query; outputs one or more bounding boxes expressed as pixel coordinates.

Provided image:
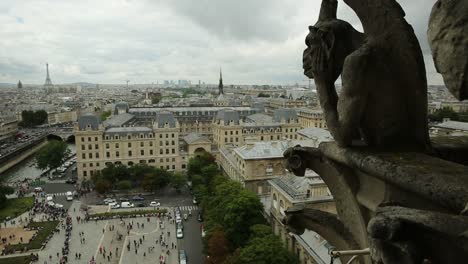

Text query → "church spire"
[218,67,224,95]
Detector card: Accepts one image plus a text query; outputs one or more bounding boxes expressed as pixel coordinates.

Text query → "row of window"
[81,137,99,142]
[80,148,177,159]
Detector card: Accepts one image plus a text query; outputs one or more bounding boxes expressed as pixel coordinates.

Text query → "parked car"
[131,196,145,201]
[179,250,187,264]
[66,191,73,201]
[176,215,182,224]
[135,202,146,208]
[150,201,160,207]
[65,179,76,184]
[34,187,43,192]
[177,222,183,230]
[103,198,116,204]
[176,228,184,239]
[119,197,129,202]
[121,202,134,208]
[110,202,120,209]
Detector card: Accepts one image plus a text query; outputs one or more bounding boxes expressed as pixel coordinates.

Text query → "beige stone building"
[182,133,212,159]
[219,141,290,195]
[47,110,77,125]
[266,98,308,113]
[128,106,258,138]
[213,109,302,148]
[297,108,327,129]
[75,111,184,182]
[0,118,18,142]
[268,174,338,264]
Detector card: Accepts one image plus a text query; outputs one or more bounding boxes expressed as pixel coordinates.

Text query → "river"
[0,144,76,184]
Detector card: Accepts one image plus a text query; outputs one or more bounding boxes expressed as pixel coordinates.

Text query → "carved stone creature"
[368,206,468,264]
[303,0,430,151]
[428,0,468,101]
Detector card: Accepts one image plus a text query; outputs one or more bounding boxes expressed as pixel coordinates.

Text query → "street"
[177,208,204,264]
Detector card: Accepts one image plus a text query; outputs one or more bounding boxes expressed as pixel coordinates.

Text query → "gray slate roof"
[234,141,289,160]
[183,133,210,144]
[246,113,273,124]
[216,110,240,124]
[78,113,100,130]
[114,102,129,114]
[105,127,152,135]
[155,112,176,128]
[297,127,333,141]
[103,113,135,128]
[273,108,298,122]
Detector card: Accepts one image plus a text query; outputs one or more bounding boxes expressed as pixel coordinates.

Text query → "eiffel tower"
[44,63,54,92]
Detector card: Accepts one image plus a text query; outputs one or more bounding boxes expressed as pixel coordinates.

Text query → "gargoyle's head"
[303,25,335,79]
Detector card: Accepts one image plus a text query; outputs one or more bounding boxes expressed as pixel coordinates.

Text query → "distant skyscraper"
[218,67,224,95]
[44,63,54,92]
[17,80,22,89]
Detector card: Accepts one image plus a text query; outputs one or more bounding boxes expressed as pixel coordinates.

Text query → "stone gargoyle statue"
[428,0,468,101]
[283,0,468,264]
[302,0,431,151]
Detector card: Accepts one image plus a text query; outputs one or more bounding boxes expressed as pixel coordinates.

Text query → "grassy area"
[0,197,34,222]
[0,255,32,264]
[90,208,168,218]
[7,220,59,251]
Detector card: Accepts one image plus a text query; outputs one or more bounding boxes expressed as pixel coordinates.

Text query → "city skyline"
[0,0,443,85]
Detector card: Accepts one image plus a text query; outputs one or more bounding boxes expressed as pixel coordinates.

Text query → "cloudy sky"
[0,0,442,85]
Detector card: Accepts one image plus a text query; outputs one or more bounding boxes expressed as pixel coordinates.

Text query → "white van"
[66,191,73,201]
[121,202,134,208]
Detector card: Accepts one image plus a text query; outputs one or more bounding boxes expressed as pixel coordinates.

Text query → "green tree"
[100,163,130,183]
[205,181,265,248]
[0,185,15,209]
[131,164,154,183]
[100,110,112,121]
[428,107,459,122]
[19,110,48,127]
[230,224,299,264]
[257,92,270,98]
[188,152,216,179]
[151,94,161,104]
[141,168,171,192]
[95,179,112,194]
[36,140,70,171]
[116,180,132,190]
[206,226,231,264]
[170,172,187,192]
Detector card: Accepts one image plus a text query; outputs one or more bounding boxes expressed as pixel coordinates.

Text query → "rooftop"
[183,133,210,144]
[297,127,333,142]
[269,173,328,201]
[78,113,100,130]
[103,113,135,127]
[434,120,468,131]
[105,127,152,134]
[234,141,289,160]
[246,113,273,124]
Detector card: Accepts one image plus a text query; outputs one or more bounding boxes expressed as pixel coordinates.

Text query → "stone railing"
[283,137,468,264]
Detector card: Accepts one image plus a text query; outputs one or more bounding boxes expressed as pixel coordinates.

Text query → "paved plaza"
[33,201,179,264]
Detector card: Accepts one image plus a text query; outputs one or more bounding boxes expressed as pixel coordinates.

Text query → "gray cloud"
[0,0,444,85]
